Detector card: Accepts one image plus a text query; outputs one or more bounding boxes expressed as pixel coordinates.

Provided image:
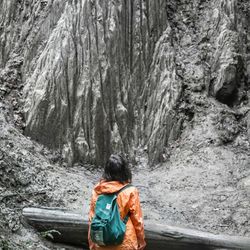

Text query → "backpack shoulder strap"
[116,183,133,195]
[115,184,133,224]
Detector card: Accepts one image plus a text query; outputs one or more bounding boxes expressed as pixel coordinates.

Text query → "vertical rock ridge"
[210,0,245,106]
[0,0,249,166]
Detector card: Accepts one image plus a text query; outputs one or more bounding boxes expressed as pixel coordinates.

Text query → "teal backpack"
[90,184,132,246]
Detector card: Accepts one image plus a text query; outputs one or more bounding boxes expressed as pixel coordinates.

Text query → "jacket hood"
[94,180,128,195]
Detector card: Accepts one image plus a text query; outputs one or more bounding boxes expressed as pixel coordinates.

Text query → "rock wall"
[0,0,249,166]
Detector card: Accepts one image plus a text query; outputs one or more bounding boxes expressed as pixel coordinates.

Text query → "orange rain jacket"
[88,181,146,250]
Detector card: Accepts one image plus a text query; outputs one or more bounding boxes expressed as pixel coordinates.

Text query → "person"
[88,154,146,250]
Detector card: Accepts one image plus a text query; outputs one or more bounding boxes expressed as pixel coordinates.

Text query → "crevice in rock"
[215,84,239,107]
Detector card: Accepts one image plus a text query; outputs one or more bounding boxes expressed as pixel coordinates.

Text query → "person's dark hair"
[103,154,132,183]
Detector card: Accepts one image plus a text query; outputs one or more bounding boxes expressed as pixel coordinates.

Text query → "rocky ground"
[0,99,89,249]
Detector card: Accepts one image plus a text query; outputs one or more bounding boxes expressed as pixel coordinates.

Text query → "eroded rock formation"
[0,0,249,166]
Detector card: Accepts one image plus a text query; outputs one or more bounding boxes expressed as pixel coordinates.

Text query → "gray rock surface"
[1,0,250,165]
[0,100,93,249]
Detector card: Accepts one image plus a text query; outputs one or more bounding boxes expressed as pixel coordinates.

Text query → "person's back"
[88,154,146,250]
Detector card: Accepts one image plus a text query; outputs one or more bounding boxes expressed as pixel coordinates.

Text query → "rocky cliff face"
[0,0,249,166]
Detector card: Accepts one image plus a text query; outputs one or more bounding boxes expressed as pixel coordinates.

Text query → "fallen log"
[22,207,250,250]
